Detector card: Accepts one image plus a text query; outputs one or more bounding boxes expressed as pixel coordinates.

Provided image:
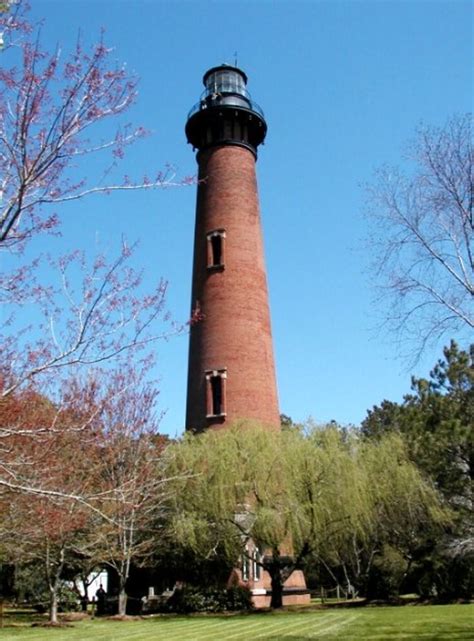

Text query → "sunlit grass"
[1,603,472,640]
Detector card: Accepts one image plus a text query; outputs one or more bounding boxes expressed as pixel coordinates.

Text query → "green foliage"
[225,585,254,611]
[165,585,253,613]
[361,341,473,599]
[12,562,80,612]
[164,422,445,604]
[362,341,473,509]
[280,413,303,431]
[369,544,410,599]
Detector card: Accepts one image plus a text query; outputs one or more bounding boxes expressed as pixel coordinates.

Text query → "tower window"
[211,235,222,265]
[205,369,227,417]
[242,545,250,582]
[253,547,262,581]
[207,230,226,269]
[210,375,222,415]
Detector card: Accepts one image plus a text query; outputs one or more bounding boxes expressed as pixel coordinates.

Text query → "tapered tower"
[185,64,280,432]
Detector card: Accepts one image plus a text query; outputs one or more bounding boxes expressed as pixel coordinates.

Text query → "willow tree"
[165,423,446,607]
[332,433,450,597]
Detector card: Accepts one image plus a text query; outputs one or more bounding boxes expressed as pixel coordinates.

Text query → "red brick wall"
[186,144,280,431]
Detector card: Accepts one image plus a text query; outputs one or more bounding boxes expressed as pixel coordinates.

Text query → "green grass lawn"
[1,604,472,640]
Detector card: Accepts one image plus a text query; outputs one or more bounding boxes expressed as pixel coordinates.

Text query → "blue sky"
[28,0,472,435]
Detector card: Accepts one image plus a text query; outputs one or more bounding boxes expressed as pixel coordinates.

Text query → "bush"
[166,585,253,613]
[31,585,80,613]
[225,586,254,611]
[12,564,80,612]
[166,586,223,613]
[366,545,408,600]
[417,552,474,602]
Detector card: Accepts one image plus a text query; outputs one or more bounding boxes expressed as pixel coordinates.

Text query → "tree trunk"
[49,589,59,624]
[118,588,127,616]
[270,568,283,609]
[269,548,283,609]
[80,595,88,612]
[397,556,413,596]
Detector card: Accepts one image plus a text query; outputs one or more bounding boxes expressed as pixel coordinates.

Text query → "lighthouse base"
[228,539,310,608]
[228,567,310,608]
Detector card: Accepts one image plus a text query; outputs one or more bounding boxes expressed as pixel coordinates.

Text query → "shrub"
[165,585,253,613]
[417,552,474,602]
[31,586,80,613]
[12,564,80,612]
[225,586,254,611]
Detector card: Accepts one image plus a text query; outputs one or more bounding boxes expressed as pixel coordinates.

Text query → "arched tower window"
[205,369,227,417]
[206,229,226,269]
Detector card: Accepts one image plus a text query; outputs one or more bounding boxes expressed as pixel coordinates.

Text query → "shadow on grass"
[1,608,49,628]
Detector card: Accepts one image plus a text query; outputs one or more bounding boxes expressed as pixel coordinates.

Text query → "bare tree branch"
[366,113,473,362]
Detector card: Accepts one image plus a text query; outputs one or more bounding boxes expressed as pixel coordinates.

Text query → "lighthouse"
[185,65,280,432]
[183,66,310,607]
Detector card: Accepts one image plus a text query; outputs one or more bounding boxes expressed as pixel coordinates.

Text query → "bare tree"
[0,2,182,253]
[0,1,188,399]
[0,1,192,505]
[0,385,98,624]
[0,365,177,620]
[366,113,473,361]
[89,367,172,616]
[1,244,172,400]
[0,9,188,611]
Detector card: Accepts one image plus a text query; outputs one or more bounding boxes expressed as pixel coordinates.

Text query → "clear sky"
[28,0,472,436]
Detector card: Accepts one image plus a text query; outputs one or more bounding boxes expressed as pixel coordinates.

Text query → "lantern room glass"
[205,69,246,97]
[186,65,265,121]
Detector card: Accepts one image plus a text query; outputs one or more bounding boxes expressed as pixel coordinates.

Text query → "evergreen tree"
[361,341,474,599]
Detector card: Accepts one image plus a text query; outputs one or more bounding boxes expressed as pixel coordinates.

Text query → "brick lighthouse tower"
[185,64,280,432]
